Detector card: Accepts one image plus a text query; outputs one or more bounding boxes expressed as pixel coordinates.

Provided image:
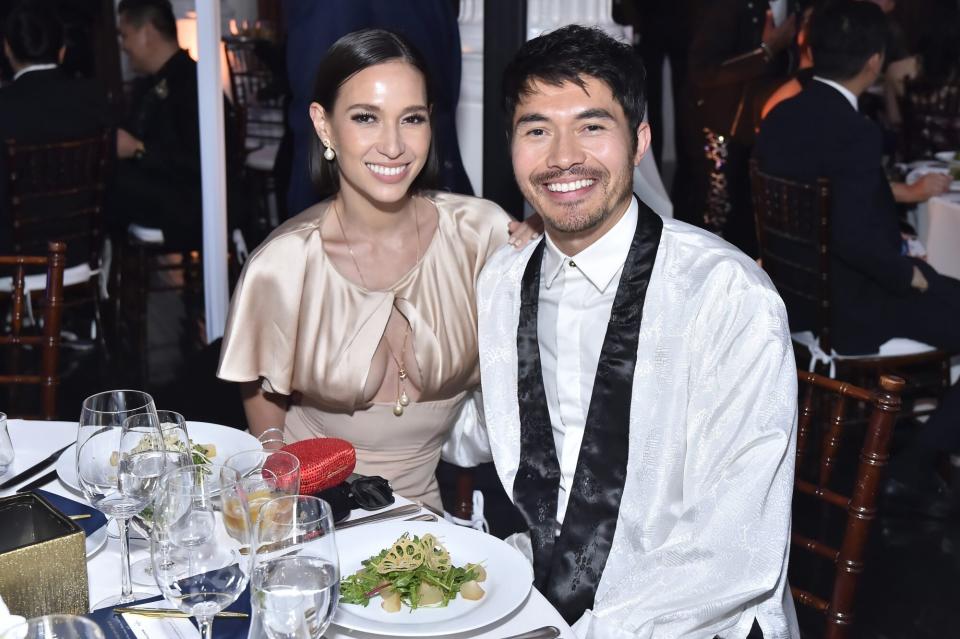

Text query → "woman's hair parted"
[309,28,440,199]
[501,25,647,154]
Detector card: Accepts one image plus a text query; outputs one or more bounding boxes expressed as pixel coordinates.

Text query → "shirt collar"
[13,63,58,81]
[542,196,639,292]
[813,76,859,111]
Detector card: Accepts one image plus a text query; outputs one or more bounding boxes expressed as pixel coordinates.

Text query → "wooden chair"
[749,161,951,414]
[791,371,904,639]
[0,242,66,419]
[3,130,112,353]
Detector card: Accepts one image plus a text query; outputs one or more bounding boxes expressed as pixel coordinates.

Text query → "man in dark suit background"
[756,0,960,513]
[107,0,203,249]
[0,0,109,261]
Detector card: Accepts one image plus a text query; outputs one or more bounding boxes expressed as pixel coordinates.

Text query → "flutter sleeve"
[217,227,313,396]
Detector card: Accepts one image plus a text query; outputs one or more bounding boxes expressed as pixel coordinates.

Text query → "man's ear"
[867,51,884,77]
[633,122,651,166]
[57,45,66,64]
[3,39,15,67]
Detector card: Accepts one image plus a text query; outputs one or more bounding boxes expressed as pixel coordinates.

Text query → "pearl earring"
[323,141,336,161]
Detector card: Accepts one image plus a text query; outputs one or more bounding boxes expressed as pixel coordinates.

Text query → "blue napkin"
[35,489,107,536]
[87,588,252,639]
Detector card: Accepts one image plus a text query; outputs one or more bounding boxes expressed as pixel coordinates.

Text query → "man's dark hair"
[117,0,177,42]
[502,25,646,151]
[309,28,439,199]
[810,0,887,81]
[3,0,63,66]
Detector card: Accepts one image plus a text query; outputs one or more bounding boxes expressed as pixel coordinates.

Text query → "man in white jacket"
[476,25,799,638]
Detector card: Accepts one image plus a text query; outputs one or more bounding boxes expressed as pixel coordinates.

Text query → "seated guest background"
[476,25,798,638]
[0,0,109,264]
[756,0,960,512]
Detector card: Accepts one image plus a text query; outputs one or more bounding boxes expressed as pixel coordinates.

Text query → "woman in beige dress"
[217,29,538,512]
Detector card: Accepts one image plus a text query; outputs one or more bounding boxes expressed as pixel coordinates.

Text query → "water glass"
[0,413,13,476]
[151,464,253,639]
[225,449,301,496]
[252,496,339,639]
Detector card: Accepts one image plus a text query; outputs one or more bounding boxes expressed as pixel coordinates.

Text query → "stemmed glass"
[128,410,192,586]
[252,496,339,639]
[0,615,105,639]
[150,464,253,639]
[76,390,158,607]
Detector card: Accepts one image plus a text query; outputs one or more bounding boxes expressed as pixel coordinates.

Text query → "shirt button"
[568,260,576,268]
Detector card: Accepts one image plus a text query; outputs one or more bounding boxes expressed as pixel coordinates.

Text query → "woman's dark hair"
[809,0,887,81]
[4,0,63,66]
[502,25,646,153]
[309,28,439,200]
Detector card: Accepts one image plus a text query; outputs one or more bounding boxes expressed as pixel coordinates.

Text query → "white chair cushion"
[792,330,938,361]
[0,262,96,294]
[128,223,165,244]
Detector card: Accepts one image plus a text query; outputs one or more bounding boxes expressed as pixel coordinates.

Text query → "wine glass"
[127,410,192,586]
[0,615,105,639]
[150,464,253,639]
[252,496,339,639]
[76,390,158,607]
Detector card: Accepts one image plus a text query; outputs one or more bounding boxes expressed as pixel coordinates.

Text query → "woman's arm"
[241,381,289,437]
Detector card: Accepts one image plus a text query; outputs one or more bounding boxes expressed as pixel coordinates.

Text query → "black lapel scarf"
[514,200,663,624]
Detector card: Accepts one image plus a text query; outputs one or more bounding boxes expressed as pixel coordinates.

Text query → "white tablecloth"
[915,194,960,280]
[0,420,575,639]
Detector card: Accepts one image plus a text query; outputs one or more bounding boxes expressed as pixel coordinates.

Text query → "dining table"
[914,192,960,280]
[0,419,575,639]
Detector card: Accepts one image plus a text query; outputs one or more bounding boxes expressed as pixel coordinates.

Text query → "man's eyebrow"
[576,108,616,120]
[515,113,549,127]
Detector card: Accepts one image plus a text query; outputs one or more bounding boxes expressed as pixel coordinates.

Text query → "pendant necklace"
[334,198,422,416]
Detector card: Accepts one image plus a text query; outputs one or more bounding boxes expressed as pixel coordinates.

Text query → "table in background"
[0,420,575,639]
[914,193,960,279]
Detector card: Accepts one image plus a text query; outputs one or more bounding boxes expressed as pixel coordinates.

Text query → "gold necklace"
[333,199,422,416]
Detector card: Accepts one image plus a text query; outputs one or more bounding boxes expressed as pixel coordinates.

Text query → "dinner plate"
[86,526,107,557]
[332,521,533,636]
[55,421,259,491]
[934,151,957,163]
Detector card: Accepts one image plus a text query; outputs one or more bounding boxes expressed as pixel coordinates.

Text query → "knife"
[1,443,72,490]
[16,469,59,493]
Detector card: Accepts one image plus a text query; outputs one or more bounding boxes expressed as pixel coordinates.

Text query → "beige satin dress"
[217,192,511,511]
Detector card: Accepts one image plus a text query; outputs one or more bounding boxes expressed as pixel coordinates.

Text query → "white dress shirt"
[813,76,859,111]
[537,197,639,523]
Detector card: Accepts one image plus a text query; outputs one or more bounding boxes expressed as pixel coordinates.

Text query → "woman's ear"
[309,102,332,144]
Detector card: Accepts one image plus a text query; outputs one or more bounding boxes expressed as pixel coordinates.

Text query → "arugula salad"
[339,532,487,612]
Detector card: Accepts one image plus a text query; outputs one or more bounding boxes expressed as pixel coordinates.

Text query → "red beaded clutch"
[281,438,357,494]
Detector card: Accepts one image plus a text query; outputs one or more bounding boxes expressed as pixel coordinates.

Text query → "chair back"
[5,130,112,270]
[223,37,285,147]
[0,242,66,419]
[750,160,832,353]
[900,79,960,159]
[790,371,904,639]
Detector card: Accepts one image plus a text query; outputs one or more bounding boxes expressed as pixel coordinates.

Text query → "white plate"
[332,521,533,636]
[934,151,957,163]
[906,165,949,185]
[86,525,107,557]
[55,421,260,491]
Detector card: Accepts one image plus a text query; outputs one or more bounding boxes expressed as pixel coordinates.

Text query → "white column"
[196,1,229,342]
[456,0,484,195]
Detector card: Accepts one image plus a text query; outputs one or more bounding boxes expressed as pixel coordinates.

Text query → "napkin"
[88,590,251,639]
[35,489,107,536]
[0,593,27,639]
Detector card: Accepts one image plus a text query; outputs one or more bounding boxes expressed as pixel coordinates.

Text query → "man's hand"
[761,11,797,54]
[117,128,144,159]
[910,173,952,201]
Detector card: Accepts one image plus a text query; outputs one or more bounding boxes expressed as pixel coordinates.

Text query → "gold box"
[0,493,89,617]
